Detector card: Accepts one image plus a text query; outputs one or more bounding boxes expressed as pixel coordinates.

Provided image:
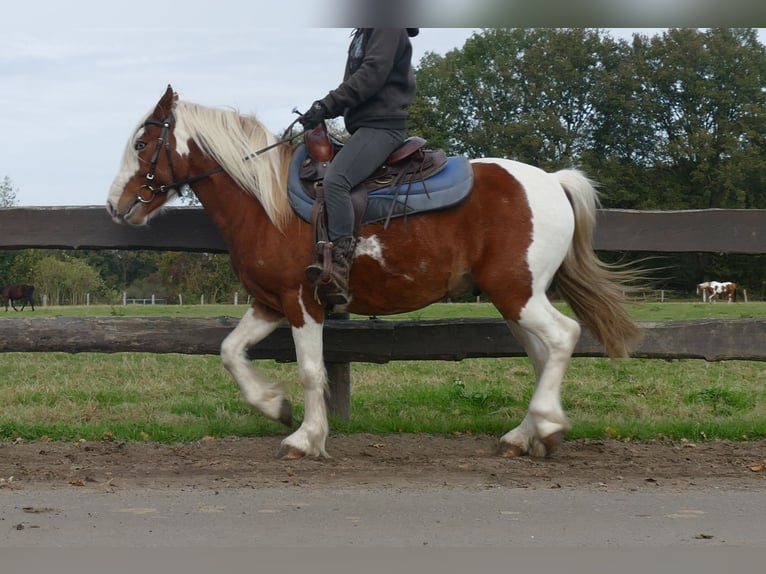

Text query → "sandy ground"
[1,434,764,492]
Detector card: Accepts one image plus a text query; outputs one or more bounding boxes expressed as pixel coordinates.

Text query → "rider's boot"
[306,236,356,306]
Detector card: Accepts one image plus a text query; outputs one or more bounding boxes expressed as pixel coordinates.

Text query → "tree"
[158,252,241,303]
[0,177,25,285]
[32,256,104,305]
[75,249,163,291]
[411,29,628,170]
[0,176,18,207]
[626,28,766,209]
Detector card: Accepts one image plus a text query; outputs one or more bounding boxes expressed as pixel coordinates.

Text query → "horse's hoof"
[498,442,525,458]
[276,444,305,460]
[277,399,293,427]
[541,430,566,456]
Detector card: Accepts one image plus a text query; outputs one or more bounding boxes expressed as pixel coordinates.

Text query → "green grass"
[0,304,249,319]
[5,300,763,321]
[0,302,765,443]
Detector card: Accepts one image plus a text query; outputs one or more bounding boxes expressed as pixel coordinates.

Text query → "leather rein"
[137,112,303,204]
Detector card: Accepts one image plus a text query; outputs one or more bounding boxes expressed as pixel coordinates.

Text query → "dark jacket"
[320,28,417,134]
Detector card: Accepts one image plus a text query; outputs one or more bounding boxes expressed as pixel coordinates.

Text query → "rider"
[299,28,419,306]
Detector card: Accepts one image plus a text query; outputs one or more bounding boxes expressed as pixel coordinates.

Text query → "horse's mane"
[174,100,294,231]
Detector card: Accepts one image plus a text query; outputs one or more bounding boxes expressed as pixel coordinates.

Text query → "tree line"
[2,28,766,302]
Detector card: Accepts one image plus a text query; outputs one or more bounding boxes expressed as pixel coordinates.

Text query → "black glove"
[299,101,327,130]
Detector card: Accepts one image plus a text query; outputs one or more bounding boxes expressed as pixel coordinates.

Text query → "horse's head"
[107,85,188,226]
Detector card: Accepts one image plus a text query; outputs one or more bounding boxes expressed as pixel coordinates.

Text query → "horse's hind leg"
[220,305,293,426]
[499,297,580,457]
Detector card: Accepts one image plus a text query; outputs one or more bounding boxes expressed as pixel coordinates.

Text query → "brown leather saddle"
[298,123,448,243]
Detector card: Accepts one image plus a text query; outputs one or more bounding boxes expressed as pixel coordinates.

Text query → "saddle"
[298,122,449,242]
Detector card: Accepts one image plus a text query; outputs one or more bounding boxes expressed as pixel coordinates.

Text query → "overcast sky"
[1,5,484,206]
[0,2,761,206]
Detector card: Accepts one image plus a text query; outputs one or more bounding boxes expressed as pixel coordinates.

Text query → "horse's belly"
[347,235,472,316]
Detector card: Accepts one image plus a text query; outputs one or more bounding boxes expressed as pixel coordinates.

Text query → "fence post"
[325,311,351,420]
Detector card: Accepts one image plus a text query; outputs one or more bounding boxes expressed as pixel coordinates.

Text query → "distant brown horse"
[106,86,640,460]
[1,284,35,311]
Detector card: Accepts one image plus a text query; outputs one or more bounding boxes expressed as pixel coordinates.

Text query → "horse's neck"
[184,139,296,248]
[193,177,266,232]
[190,171,295,262]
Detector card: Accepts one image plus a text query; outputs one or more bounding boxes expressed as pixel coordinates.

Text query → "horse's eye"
[134,141,147,151]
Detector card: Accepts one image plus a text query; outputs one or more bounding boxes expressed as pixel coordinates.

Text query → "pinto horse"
[1,284,35,311]
[698,281,737,303]
[106,86,640,459]
[710,281,737,303]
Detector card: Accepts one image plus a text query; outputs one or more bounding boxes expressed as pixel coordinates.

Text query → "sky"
[1,7,483,206]
[0,2,763,207]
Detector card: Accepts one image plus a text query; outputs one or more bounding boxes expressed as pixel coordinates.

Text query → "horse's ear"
[154,84,178,118]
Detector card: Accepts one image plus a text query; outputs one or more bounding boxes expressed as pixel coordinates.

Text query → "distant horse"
[106,86,640,459]
[700,280,737,303]
[1,284,35,311]
[714,281,737,303]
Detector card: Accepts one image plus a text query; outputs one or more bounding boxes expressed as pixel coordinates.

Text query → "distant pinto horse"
[106,86,640,460]
[1,284,35,311]
[697,280,737,303]
[714,281,737,303]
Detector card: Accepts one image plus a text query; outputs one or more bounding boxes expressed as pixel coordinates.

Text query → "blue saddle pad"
[287,144,474,225]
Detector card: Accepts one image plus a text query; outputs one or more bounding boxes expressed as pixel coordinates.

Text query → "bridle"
[136,111,303,205]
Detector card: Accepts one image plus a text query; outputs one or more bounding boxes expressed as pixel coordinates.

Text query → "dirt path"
[2,434,765,492]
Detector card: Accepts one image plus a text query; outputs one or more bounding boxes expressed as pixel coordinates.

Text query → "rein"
[137,112,303,204]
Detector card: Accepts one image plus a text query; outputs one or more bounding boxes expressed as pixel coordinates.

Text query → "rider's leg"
[307,126,405,305]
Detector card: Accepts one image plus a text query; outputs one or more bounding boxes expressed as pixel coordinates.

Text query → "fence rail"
[1,206,764,417]
[2,316,764,363]
[0,206,764,253]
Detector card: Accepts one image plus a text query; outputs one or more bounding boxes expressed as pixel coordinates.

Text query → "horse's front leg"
[277,311,329,459]
[220,306,292,426]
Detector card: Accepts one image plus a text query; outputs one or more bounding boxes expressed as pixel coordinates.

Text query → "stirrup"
[306,241,334,286]
[315,282,350,307]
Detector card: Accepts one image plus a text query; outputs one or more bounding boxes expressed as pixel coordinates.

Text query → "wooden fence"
[1,206,765,418]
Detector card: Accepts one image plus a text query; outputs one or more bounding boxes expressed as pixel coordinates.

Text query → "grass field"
[0,302,764,443]
[4,300,764,321]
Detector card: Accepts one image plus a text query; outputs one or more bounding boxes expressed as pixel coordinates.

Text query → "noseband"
[135,111,303,206]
